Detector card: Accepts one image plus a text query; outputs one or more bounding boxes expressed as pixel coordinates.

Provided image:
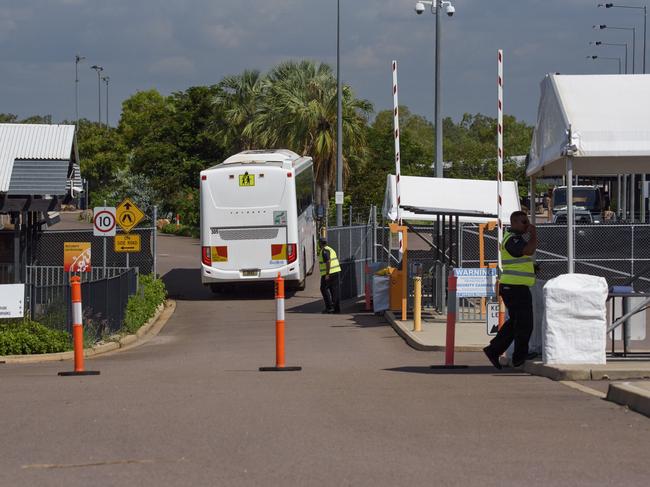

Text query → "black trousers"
[320,274,341,312]
[486,284,534,365]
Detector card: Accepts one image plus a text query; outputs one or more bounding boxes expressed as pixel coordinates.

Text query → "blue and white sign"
[454,268,497,298]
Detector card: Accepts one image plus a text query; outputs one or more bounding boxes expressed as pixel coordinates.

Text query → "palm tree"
[253,60,372,213]
[213,70,265,151]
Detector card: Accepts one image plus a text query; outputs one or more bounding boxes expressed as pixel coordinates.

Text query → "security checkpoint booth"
[381,175,521,321]
[528,73,650,359]
[0,124,82,284]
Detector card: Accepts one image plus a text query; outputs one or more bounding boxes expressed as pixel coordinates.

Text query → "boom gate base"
[58,371,101,376]
[430,365,469,370]
[259,366,302,372]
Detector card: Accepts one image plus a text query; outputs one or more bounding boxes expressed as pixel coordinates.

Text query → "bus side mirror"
[315,205,325,220]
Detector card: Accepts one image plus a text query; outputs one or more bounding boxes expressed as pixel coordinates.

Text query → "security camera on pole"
[414,0,456,178]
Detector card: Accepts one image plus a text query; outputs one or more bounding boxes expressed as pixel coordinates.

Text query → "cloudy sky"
[0,0,645,126]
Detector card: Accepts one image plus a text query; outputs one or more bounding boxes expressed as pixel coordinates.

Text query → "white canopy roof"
[528,74,650,177]
[383,175,521,224]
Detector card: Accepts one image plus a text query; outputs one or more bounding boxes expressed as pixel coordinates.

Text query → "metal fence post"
[372,205,377,263]
[153,205,158,277]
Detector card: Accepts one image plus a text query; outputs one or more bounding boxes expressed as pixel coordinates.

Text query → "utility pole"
[90,65,104,127]
[335,0,343,227]
[102,76,110,128]
[74,54,85,131]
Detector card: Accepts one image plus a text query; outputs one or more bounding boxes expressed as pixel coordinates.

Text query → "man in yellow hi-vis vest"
[484,211,537,369]
[319,236,341,314]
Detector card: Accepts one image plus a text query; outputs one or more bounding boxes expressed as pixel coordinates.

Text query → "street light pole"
[596,24,636,73]
[591,41,628,73]
[587,55,623,73]
[415,1,456,178]
[74,54,85,131]
[434,1,443,178]
[336,0,343,227]
[90,65,103,127]
[599,3,647,73]
[102,76,110,128]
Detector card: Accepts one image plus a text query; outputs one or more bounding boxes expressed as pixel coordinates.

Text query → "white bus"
[200,149,317,292]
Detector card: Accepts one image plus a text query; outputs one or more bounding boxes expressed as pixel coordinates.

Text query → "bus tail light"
[201,247,211,266]
[271,244,297,263]
[287,243,297,263]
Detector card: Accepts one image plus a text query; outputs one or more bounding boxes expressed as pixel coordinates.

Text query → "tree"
[253,60,372,211]
[347,107,434,211]
[213,70,265,151]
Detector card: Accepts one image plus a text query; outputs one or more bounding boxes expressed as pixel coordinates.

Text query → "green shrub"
[0,319,71,355]
[160,223,200,238]
[123,274,167,334]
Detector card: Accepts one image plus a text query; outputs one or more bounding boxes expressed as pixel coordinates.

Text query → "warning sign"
[114,234,141,253]
[64,242,91,273]
[116,198,145,233]
[239,173,255,187]
[487,303,500,336]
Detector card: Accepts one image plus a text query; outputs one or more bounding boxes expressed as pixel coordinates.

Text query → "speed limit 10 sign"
[93,207,117,237]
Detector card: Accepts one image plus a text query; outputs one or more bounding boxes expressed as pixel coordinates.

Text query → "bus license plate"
[241,270,259,277]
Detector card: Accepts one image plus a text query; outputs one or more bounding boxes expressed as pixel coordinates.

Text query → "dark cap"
[319,236,327,245]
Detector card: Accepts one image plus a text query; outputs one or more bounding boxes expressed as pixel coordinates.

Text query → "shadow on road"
[163,268,296,301]
[384,365,529,376]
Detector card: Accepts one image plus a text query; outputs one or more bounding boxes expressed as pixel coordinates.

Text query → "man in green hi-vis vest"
[319,236,341,314]
[484,211,538,370]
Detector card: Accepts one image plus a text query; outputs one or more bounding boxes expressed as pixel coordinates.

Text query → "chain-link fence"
[33,227,155,275]
[25,265,138,338]
[326,223,374,300]
[461,223,650,293]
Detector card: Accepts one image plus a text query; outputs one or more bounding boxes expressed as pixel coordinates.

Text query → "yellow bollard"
[413,276,422,332]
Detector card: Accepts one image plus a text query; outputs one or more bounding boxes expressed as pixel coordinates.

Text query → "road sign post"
[116,198,145,269]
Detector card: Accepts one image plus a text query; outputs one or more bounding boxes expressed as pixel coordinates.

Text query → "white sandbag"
[373,276,390,313]
[543,274,608,365]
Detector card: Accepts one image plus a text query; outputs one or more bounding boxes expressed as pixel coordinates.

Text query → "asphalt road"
[1,229,650,486]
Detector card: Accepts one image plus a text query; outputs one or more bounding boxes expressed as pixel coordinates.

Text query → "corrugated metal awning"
[0,124,76,193]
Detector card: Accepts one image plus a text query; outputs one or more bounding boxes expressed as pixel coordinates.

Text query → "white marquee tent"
[383,175,521,223]
[528,73,650,272]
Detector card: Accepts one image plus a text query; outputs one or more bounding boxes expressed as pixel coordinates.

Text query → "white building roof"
[383,175,521,224]
[0,124,76,193]
[528,74,650,177]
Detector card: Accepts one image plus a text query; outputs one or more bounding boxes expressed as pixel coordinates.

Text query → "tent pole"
[630,174,636,223]
[623,174,627,220]
[617,174,622,218]
[642,174,647,223]
[529,177,537,226]
[566,157,575,274]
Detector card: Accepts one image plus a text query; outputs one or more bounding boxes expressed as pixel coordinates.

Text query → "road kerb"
[606,382,650,418]
[0,300,175,364]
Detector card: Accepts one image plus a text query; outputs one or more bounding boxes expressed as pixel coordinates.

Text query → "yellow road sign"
[116,197,145,233]
[239,173,255,187]
[114,234,141,253]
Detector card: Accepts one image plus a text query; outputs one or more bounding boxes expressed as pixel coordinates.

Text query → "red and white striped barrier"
[59,276,100,376]
[497,49,504,274]
[392,60,404,257]
[497,50,506,328]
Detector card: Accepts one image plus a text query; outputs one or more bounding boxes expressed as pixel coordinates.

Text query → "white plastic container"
[542,274,608,365]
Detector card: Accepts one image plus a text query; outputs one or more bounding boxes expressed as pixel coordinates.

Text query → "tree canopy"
[0,59,534,226]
